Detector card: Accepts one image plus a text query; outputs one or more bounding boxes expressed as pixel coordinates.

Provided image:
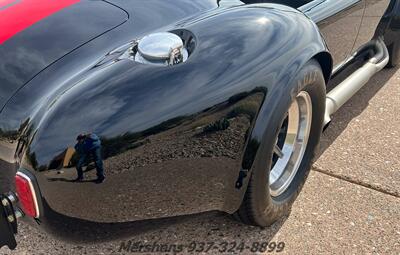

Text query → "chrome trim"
[269,91,313,197]
[137,32,183,61]
[324,38,389,125]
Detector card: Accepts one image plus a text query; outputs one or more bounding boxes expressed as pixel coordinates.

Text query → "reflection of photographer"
[74,133,105,183]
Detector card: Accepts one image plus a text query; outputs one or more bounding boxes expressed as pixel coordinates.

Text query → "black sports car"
[0,0,399,250]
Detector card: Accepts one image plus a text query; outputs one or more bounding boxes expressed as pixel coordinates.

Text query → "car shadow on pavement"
[316,66,399,158]
[37,198,286,247]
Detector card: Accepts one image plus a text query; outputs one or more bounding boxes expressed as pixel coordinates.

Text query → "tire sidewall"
[249,59,326,226]
[387,41,400,68]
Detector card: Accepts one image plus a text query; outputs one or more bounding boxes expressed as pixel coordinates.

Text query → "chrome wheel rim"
[269,91,312,197]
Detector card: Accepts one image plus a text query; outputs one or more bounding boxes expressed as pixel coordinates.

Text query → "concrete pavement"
[1,66,399,255]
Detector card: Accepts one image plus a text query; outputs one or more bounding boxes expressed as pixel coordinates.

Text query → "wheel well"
[312,52,333,85]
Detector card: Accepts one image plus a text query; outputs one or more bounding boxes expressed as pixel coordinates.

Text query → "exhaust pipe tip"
[323,119,331,132]
[323,111,332,128]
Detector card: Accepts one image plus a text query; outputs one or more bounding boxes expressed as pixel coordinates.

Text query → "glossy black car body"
[0,0,399,242]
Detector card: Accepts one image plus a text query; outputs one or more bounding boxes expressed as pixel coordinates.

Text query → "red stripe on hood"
[0,0,80,44]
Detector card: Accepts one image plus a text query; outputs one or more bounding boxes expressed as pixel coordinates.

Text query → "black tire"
[386,41,400,68]
[234,59,326,227]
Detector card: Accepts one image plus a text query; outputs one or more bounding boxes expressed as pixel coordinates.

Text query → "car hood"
[0,0,128,109]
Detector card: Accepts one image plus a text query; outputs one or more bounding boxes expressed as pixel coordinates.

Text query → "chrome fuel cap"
[137,32,183,61]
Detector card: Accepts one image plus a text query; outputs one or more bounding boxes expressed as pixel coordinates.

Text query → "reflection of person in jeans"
[74,133,105,183]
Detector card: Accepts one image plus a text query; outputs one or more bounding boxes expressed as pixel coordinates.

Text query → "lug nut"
[7,193,17,204]
[14,208,24,219]
[7,215,15,223]
[1,198,9,207]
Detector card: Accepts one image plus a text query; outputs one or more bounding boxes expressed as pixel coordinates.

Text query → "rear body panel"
[0,0,80,44]
[0,0,397,241]
[1,3,328,226]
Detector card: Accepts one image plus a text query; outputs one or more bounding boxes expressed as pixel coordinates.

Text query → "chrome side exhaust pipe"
[324,38,389,126]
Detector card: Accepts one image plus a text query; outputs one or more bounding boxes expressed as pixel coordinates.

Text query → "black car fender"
[3,4,333,228]
[380,0,400,65]
[378,0,400,42]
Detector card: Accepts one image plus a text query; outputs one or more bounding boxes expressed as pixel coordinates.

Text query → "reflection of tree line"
[99,87,265,161]
[27,87,266,171]
[101,115,188,160]
[0,118,30,142]
[0,129,19,141]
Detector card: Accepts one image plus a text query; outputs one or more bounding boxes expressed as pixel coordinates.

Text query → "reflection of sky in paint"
[299,0,361,23]
[0,0,222,128]
[7,3,323,167]
[0,46,47,105]
[0,1,127,108]
[218,0,244,7]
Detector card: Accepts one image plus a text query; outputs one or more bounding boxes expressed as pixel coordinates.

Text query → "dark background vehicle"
[0,0,399,250]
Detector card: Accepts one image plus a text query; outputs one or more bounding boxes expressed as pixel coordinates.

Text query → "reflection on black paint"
[0,1,128,108]
[73,133,105,183]
[36,91,263,222]
[0,1,330,228]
